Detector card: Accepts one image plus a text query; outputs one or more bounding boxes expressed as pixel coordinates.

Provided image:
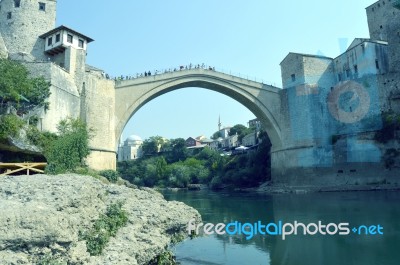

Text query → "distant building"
[210,138,223,150]
[218,127,231,139]
[186,137,202,147]
[221,134,239,149]
[242,131,259,147]
[118,135,143,162]
[248,118,261,131]
[200,138,214,146]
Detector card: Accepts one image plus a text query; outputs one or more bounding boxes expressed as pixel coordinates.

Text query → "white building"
[118,134,143,162]
[221,134,239,149]
[218,127,231,139]
[210,138,223,150]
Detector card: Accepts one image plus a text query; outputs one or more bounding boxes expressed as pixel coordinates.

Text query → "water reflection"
[162,190,400,265]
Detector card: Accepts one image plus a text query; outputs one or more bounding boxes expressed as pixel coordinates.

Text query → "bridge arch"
[115,69,282,150]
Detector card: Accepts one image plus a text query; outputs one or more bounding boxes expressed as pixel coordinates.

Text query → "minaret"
[218,115,222,132]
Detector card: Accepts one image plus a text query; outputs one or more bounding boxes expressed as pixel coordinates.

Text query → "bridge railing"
[111,64,279,87]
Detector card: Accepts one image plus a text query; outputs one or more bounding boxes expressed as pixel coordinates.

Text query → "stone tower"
[366,0,400,73]
[0,0,57,60]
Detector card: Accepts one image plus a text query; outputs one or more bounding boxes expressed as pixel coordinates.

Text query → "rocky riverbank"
[0,174,200,265]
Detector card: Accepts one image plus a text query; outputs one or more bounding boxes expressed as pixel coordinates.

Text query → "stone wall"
[366,0,400,73]
[366,0,399,41]
[0,0,57,60]
[82,70,116,170]
[22,61,81,133]
[280,53,306,88]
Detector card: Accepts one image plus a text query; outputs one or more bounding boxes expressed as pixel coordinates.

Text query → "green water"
[162,190,400,265]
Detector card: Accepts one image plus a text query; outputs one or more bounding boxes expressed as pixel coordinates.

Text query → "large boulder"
[0,174,200,264]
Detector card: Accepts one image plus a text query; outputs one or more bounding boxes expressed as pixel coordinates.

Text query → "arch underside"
[115,75,282,149]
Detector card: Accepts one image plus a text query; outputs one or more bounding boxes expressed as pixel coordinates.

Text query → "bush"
[167,164,190,188]
[374,112,400,143]
[0,58,51,111]
[99,170,119,183]
[26,126,57,149]
[210,175,223,190]
[148,251,177,265]
[35,254,65,265]
[45,118,92,174]
[0,115,25,140]
[80,202,128,256]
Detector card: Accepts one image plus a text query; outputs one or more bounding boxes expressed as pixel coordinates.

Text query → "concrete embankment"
[0,174,200,265]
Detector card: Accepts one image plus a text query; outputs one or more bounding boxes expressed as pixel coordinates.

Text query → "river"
[162,189,400,265]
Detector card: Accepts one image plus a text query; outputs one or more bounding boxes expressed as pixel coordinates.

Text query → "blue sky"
[56,0,376,141]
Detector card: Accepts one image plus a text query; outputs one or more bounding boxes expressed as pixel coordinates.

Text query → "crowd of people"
[105,63,216,81]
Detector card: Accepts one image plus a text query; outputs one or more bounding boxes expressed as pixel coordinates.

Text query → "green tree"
[0,58,50,110]
[167,164,190,188]
[141,136,166,155]
[229,124,253,143]
[155,156,167,179]
[45,118,93,174]
[167,138,188,163]
[211,131,221,140]
[141,138,158,155]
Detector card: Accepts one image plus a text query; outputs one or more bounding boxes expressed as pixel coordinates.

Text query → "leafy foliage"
[0,58,50,110]
[229,124,254,143]
[45,118,92,174]
[374,112,400,143]
[211,131,221,140]
[80,202,128,256]
[99,170,120,183]
[165,138,188,163]
[0,115,25,140]
[148,251,177,265]
[141,136,167,155]
[35,254,65,265]
[118,131,272,189]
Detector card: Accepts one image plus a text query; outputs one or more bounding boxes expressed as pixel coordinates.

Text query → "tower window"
[14,0,21,8]
[67,34,73,43]
[7,12,12,19]
[56,33,60,42]
[291,74,296,82]
[78,39,84,48]
[47,37,52,46]
[354,65,358,75]
[39,2,46,11]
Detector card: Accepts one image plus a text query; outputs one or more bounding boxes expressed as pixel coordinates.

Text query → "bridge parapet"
[116,68,281,93]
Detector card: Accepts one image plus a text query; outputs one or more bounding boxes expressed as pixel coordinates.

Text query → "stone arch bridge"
[115,68,283,150]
